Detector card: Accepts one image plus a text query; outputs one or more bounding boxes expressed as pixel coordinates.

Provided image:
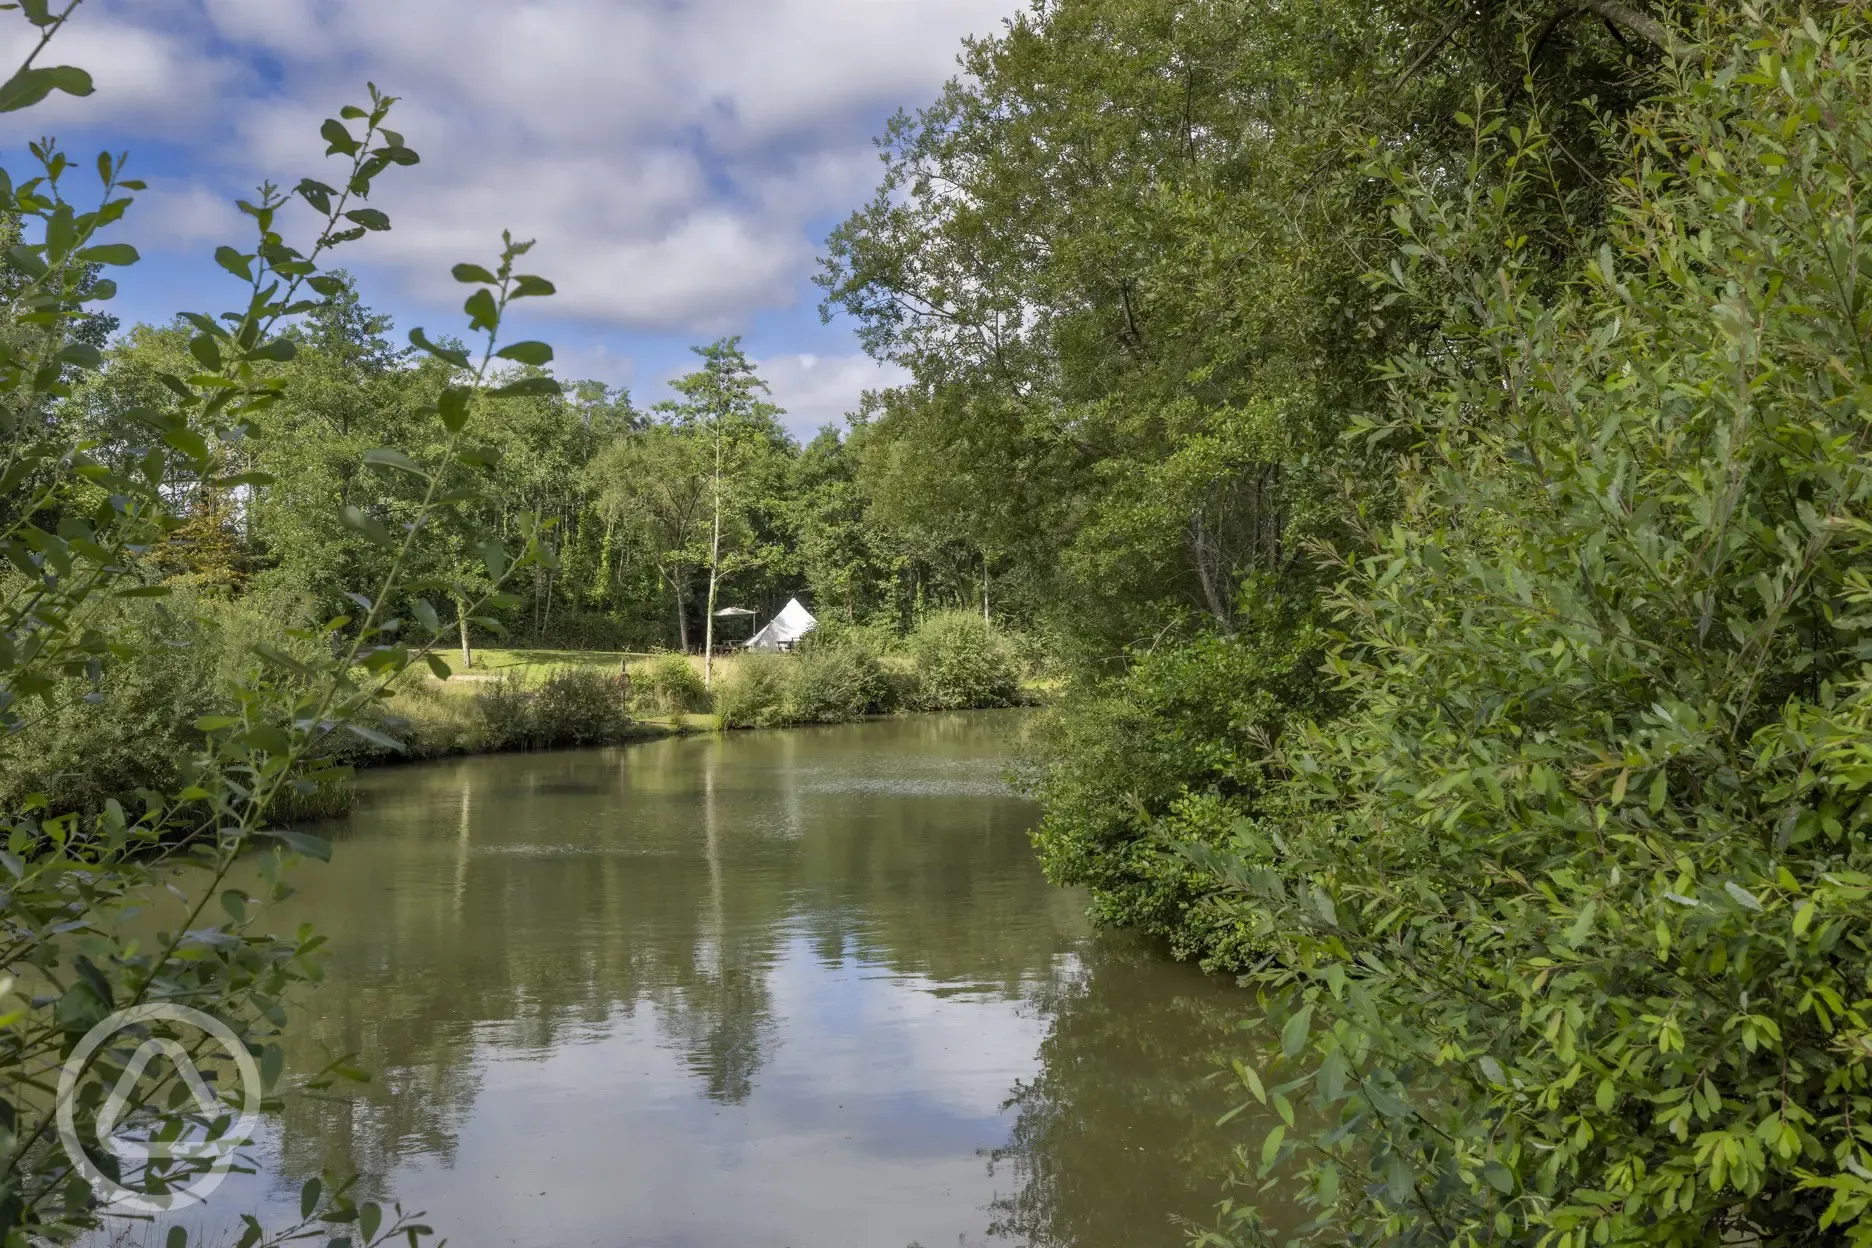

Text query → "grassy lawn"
[459,647,643,680]
[422,647,738,728]
[459,648,742,681]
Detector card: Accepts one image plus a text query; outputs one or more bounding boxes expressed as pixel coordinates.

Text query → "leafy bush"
[0,590,329,814]
[472,673,537,751]
[787,636,897,722]
[714,652,793,728]
[907,610,1021,710]
[1031,611,1328,966]
[529,667,632,746]
[472,669,630,750]
[632,651,710,716]
[1198,15,1872,1245]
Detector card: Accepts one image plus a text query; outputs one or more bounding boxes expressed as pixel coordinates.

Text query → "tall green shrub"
[633,651,710,716]
[908,610,1020,710]
[788,635,896,722]
[1033,613,1328,967]
[714,651,792,728]
[1198,13,1872,1245]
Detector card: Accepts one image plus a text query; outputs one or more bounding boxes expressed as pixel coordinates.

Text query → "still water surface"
[184,713,1250,1246]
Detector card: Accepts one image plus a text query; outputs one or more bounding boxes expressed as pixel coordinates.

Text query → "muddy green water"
[182,713,1253,1247]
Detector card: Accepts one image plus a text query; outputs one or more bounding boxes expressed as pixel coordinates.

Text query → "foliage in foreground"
[0,7,559,1240]
[1195,10,1872,1245]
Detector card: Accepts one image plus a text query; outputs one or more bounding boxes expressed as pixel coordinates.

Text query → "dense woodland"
[44,292,1002,655]
[8,0,1872,1243]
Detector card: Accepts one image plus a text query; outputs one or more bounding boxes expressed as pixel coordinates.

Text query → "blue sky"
[2,0,1021,441]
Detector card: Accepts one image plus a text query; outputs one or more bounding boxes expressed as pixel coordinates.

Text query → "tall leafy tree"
[653,338,794,679]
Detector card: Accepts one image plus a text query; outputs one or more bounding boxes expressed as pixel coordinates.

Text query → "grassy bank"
[296,611,1037,815]
[4,603,1038,823]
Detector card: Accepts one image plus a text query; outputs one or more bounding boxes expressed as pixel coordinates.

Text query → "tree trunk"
[673,567,689,652]
[704,419,724,690]
[982,555,990,625]
[1189,513,1232,623]
[457,598,473,670]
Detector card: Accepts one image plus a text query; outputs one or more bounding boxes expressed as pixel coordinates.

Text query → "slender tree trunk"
[456,598,473,670]
[704,420,724,689]
[982,555,990,625]
[673,566,689,652]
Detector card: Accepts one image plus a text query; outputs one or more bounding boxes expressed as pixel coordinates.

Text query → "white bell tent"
[745,598,817,651]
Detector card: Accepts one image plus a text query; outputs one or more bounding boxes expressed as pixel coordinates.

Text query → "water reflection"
[153,714,1256,1247]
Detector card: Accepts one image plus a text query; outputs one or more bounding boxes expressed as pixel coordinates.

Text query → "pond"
[167,712,1254,1247]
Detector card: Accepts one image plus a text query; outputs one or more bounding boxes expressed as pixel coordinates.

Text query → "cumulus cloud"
[121,183,248,251]
[22,0,1017,335]
[757,352,912,441]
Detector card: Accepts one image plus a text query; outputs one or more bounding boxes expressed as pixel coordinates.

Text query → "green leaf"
[423,652,453,680]
[320,119,359,155]
[296,179,335,215]
[188,335,224,372]
[301,1177,323,1220]
[1482,1161,1515,1194]
[345,208,390,231]
[0,65,93,113]
[412,597,441,632]
[463,288,498,331]
[342,722,407,753]
[362,447,425,476]
[1280,1005,1312,1058]
[452,263,497,284]
[409,328,470,369]
[438,386,471,431]
[490,377,562,399]
[340,504,396,548]
[308,274,347,298]
[76,242,139,266]
[5,244,46,278]
[56,343,102,370]
[244,338,298,363]
[510,274,555,298]
[1725,881,1763,912]
[71,955,113,1010]
[1260,1123,1285,1171]
[477,541,509,582]
[215,247,254,282]
[262,828,333,862]
[495,341,554,366]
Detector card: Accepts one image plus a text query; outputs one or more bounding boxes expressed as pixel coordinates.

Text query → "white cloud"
[757,352,911,441]
[122,183,248,251]
[0,15,245,132]
[27,0,1016,332]
[548,341,638,392]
